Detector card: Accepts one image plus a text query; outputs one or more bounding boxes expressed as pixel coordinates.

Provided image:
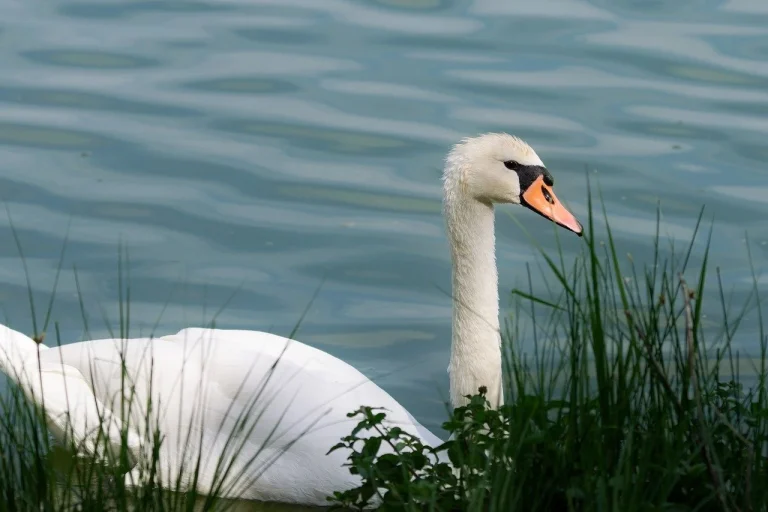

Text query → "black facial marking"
[503,160,554,192]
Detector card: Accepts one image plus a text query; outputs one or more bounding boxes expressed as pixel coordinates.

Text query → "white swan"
[0,133,581,506]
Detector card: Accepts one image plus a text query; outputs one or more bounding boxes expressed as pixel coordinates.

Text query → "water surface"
[1,0,768,506]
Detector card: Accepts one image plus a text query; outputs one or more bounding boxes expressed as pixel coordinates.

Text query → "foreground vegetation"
[1,192,767,511]
[331,199,768,511]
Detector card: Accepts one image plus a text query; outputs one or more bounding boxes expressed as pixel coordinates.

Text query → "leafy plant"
[330,195,768,511]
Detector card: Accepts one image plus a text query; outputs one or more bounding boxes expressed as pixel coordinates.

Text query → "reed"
[331,188,768,511]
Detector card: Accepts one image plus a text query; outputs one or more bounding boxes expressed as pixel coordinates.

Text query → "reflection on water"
[22,49,159,69]
[2,0,768,507]
[0,122,107,149]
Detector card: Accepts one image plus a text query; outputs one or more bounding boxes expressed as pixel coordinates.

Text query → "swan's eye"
[504,160,521,171]
[542,186,554,204]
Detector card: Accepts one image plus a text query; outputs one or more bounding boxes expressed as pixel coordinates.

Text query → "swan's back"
[30,328,439,504]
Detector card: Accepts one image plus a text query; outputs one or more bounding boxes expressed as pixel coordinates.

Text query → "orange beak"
[521,175,583,236]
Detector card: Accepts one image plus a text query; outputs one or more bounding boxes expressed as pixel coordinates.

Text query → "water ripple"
[1,0,768,449]
[21,49,159,69]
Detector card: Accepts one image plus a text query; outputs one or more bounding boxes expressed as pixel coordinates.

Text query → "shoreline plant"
[329,194,768,511]
[0,191,766,511]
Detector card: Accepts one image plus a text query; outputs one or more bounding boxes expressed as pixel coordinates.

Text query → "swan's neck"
[444,195,503,409]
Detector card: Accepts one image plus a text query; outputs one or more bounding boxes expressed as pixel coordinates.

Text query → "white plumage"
[0,325,441,505]
[0,133,581,506]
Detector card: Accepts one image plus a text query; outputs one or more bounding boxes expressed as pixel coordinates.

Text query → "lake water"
[1,0,768,499]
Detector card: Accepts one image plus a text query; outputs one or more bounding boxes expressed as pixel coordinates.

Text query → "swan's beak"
[521,175,583,236]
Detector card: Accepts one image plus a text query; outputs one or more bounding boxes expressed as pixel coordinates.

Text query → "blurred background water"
[1,0,768,448]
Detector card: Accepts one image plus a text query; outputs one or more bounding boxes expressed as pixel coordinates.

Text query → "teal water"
[1,0,768,462]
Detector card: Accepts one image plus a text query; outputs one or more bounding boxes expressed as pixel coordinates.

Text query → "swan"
[0,133,582,506]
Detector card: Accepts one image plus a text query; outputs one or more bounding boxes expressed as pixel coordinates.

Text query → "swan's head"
[443,133,582,235]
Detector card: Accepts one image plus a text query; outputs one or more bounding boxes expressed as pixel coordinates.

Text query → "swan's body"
[0,326,441,504]
[0,133,581,506]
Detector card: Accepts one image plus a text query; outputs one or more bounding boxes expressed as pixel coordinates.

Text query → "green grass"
[331,190,768,511]
[1,187,767,511]
[0,238,316,511]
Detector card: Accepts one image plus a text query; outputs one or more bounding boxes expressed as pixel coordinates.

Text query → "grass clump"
[0,241,280,512]
[331,197,768,511]
[1,188,767,512]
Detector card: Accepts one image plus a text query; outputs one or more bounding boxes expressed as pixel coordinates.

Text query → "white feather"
[0,133,563,506]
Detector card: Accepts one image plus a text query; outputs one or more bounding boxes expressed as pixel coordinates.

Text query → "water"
[1,0,768,503]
